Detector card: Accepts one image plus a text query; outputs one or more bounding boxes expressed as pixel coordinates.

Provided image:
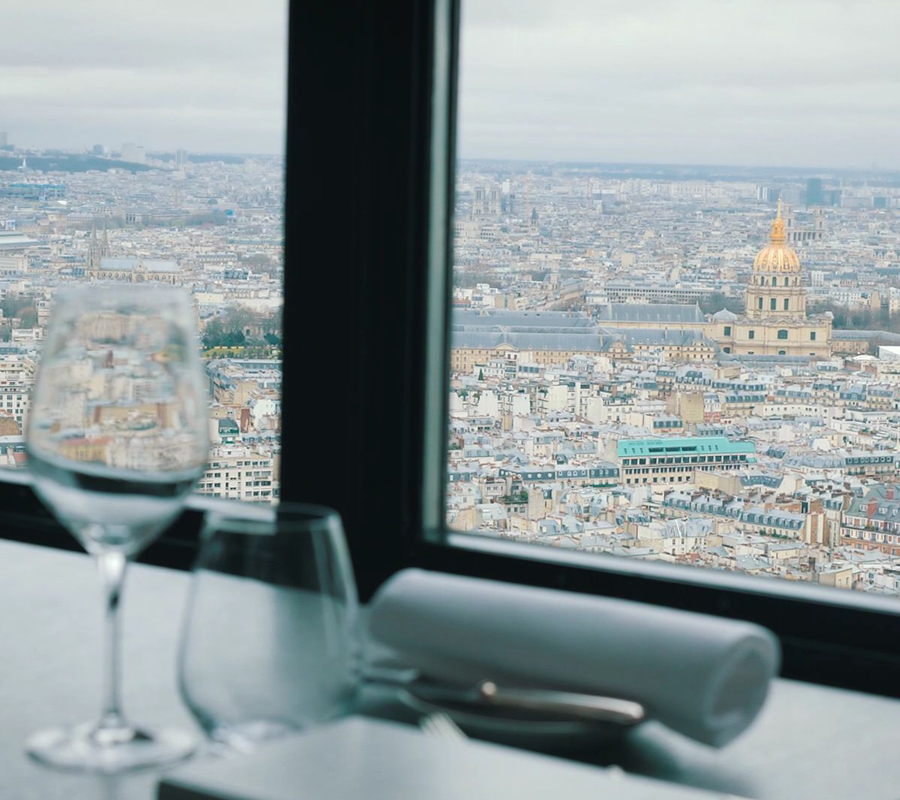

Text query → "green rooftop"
[617,436,756,458]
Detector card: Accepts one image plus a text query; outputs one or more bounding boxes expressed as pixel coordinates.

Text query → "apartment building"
[195,446,278,503]
[615,436,756,486]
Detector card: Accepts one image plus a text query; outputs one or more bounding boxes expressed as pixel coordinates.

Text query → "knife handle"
[478,681,645,725]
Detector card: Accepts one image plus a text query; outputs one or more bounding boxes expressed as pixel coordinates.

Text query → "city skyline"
[7,141,900,177]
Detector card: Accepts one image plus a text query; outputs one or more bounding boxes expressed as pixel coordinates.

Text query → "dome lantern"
[753,200,800,272]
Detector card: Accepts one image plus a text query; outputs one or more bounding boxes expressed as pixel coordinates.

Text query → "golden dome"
[753,200,800,272]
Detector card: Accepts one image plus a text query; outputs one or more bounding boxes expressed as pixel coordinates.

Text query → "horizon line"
[456,157,900,175]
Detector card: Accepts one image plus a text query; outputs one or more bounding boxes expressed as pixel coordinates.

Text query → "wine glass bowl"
[25,284,209,772]
[179,505,360,753]
[27,286,208,558]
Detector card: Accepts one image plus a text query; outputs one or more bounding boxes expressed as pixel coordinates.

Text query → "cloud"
[1,0,287,153]
[7,0,899,165]
[457,0,900,167]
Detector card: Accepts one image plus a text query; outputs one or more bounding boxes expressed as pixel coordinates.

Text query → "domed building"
[710,202,832,357]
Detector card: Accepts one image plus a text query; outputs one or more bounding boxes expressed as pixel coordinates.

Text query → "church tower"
[87,220,111,272]
[744,201,807,320]
[88,223,100,270]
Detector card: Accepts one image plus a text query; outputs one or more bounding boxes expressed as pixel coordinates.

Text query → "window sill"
[0,470,267,570]
[414,530,900,699]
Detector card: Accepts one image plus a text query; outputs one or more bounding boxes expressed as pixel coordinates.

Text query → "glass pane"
[447,0,900,596]
[1,0,287,504]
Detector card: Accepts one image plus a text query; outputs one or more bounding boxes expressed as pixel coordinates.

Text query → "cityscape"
[448,160,900,597]
[8,135,900,597]
[0,137,283,504]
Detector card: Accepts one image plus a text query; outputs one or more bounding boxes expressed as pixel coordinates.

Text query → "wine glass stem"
[97,549,129,734]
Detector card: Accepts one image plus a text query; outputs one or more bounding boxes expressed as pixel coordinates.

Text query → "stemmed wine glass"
[25,284,209,772]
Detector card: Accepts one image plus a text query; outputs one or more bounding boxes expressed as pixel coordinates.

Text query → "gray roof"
[452,309,594,329]
[451,329,623,353]
[596,304,705,324]
[451,304,716,354]
[99,257,180,273]
[785,451,896,469]
[833,330,900,343]
[451,326,715,353]
[0,233,38,251]
[605,328,712,346]
[725,354,816,365]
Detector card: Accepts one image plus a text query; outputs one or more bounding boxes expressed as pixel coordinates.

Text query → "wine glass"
[25,284,209,772]
[179,505,360,753]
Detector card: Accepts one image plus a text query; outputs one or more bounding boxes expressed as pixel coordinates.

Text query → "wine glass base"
[26,722,195,773]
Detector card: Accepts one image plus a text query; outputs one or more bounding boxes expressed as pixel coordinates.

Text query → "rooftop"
[617,436,756,458]
[596,303,705,325]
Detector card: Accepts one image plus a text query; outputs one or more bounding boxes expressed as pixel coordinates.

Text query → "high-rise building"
[92,144,106,156]
[824,188,842,206]
[120,143,146,164]
[175,149,189,167]
[0,132,7,147]
[806,177,824,206]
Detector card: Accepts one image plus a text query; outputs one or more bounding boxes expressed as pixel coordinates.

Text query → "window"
[2,0,287,503]
[3,0,896,703]
[811,332,817,341]
[420,0,895,669]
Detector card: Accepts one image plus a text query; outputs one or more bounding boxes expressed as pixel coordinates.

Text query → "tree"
[201,307,265,349]
[241,254,273,272]
[261,307,283,336]
[699,292,744,316]
[1,294,33,320]
[16,306,37,328]
[454,271,497,289]
[478,368,484,381]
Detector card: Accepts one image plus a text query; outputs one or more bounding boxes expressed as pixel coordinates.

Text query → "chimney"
[867,499,877,519]
[887,487,895,501]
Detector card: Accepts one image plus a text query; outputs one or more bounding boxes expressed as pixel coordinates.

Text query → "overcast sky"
[6,0,900,167]
[1,0,287,154]
[458,0,900,168]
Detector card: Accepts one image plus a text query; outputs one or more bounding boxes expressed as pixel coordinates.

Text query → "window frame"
[0,0,897,702]
[403,0,900,700]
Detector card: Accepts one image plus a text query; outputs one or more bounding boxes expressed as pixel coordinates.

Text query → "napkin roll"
[368,569,780,747]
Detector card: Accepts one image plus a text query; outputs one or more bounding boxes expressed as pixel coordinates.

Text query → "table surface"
[2,539,900,800]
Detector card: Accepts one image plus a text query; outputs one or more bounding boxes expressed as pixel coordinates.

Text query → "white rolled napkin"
[368,569,780,747]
